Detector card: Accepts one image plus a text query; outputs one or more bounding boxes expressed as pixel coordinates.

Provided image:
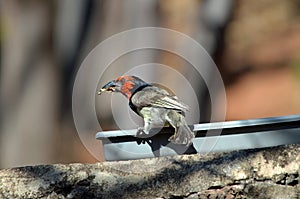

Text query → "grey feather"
[131,86,190,112]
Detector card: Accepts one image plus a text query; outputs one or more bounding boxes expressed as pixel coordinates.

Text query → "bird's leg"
[167,125,177,142]
[166,111,194,146]
[165,111,179,142]
[136,118,152,137]
[166,110,194,145]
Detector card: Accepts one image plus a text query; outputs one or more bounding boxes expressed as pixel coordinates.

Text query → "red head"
[98,76,149,99]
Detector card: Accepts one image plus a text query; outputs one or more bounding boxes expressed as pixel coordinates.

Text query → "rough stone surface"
[0,144,299,198]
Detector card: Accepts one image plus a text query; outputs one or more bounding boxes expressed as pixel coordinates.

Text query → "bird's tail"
[169,123,195,146]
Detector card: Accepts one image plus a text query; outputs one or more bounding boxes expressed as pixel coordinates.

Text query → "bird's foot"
[136,127,150,138]
[168,133,194,146]
[136,127,152,144]
[136,127,145,136]
[168,135,175,142]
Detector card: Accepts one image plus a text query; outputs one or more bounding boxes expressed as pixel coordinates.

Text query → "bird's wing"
[131,86,190,112]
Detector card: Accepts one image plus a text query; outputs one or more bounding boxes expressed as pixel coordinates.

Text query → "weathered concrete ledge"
[0,144,299,198]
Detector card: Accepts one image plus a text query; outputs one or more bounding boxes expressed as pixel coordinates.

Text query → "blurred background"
[1,0,300,169]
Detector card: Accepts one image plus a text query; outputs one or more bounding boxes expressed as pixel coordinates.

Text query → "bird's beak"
[98,80,117,95]
[97,89,107,95]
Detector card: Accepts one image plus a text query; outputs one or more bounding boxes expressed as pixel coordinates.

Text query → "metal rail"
[96,114,300,140]
[96,114,300,160]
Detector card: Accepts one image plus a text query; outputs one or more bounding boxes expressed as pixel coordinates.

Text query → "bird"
[98,76,195,146]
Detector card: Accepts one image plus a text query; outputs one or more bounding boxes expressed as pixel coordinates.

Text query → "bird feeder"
[96,114,300,161]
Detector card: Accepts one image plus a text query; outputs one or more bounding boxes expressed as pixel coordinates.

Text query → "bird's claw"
[136,127,152,144]
[136,139,145,145]
[136,128,145,144]
[168,135,192,146]
[136,127,150,137]
[136,127,145,136]
[168,135,174,142]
